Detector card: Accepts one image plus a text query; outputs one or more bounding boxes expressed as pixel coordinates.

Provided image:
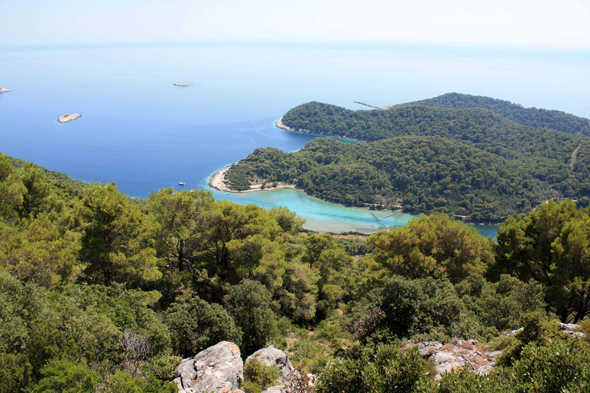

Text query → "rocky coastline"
[57,113,82,123]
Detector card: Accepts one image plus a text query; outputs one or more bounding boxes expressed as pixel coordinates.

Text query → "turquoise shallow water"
[205,185,499,237]
[1,41,588,236]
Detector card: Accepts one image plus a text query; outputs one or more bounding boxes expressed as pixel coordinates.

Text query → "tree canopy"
[2,152,590,392]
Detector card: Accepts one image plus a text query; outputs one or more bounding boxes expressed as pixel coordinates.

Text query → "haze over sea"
[1,41,589,235]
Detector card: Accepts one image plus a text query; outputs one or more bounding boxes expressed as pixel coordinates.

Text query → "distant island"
[58,114,82,123]
[0,88,11,93]
[174,82,192,87]
[224,93,590,222]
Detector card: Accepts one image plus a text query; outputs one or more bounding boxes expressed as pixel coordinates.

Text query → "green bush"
[224,280,277,357]
[243,359,280,393]
[31,359,99,393]
[315,343,430,393]
[0,353,32,393]
[165,293,242,357]
[104,371,177,393]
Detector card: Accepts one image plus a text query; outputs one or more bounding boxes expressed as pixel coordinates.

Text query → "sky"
[1,0,590,48]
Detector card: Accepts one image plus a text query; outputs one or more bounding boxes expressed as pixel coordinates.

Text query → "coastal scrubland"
[1,151,590,392]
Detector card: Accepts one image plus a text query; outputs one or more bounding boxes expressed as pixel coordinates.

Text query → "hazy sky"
[1,0,590,48]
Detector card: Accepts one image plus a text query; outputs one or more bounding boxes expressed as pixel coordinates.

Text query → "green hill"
[229,96,590,220]
[226,136,555,222]
[402,92,590,136]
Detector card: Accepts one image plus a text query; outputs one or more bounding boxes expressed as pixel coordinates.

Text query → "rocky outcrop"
[407,325,586,381]
[173,344,302,393]
[245,345,296,384]
[57,113,82,123]
[504,322,585,339]
[559,322,585,338]
[404,339,501,381]
[261,387,283,393]
[173,341,244,393]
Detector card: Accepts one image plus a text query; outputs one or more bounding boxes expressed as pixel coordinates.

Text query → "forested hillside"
[237,99,590,220]
[2,153,590,392]
[226,137,554,221]
[402,92,590,136]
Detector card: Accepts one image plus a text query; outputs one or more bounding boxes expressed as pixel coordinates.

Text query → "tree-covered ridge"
[226,137,552,221]
[252,100,590,218]
[282,102,582,156]
[3,151,590,391]
[8,156,87,193]
[401,92,590,136]
[280,103,583,184]
[226,136,564,221]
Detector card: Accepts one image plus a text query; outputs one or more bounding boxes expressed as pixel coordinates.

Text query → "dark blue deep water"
[1,42,588,234]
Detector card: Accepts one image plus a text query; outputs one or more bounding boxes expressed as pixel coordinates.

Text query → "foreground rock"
[404,339,501,381]
[0,88,11,93]
[174,341,244,393]
[246,345,296,390]
[58,113,82,123]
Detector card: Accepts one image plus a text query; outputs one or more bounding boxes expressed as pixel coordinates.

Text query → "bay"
[1,41,588,236]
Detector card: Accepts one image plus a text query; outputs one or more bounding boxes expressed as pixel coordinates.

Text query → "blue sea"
[1,41,589,236]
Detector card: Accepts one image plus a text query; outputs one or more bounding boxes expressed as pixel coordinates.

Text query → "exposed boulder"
[261,387,283,393]
[504,323,585,339]
[559,322,585,338]
[174,341,244,393]
[245,345,295,384]
[404,339,501,381]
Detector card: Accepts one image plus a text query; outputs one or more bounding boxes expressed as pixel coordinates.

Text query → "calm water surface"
[1,42,589,235]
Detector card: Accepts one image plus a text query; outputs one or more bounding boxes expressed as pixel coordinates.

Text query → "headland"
[209,164,295,193]
[275,118,366,143]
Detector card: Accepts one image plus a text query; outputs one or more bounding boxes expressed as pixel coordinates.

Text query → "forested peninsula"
[3,151,590,392]
[225,93,590,222]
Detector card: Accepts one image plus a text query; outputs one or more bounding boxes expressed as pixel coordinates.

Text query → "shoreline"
[208,119,505,226]
[275,118,367,144]
[208,164,503,226]
[208,164,296,194]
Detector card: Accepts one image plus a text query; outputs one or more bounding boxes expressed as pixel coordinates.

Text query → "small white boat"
[178,181,185,186]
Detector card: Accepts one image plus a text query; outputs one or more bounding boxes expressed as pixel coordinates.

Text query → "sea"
[1,41,589,236]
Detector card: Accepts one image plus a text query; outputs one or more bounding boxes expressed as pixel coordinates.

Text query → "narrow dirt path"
[570,140,583,177]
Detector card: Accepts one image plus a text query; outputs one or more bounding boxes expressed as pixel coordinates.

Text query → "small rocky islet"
[57,113,82,123]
